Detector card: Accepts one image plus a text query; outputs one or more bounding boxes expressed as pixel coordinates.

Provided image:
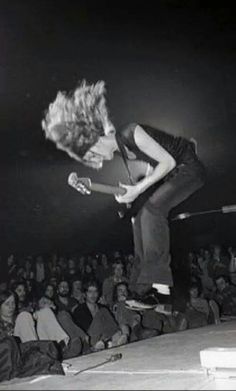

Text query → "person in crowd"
[196,253,215,299]
[184,283,220,328]
[13,281,36,313]
[97,253,112,285]
[102,259,128,309]
[66,258,79,282]
[213,275,236,317]
[228,246,236,285]
[35,255,46,285]
[6,254,18,280]
[207,244,230,280]
[82,264,96,285]
[55,279,78,314]
[22,257,35,280]
[73,280,128,351]
[71,277,85,304]
[78,255,86,277]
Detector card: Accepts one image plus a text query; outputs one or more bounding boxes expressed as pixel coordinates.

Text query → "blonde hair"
[42,80,111,161]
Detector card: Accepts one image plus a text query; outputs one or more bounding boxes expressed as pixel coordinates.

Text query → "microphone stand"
[171,205,236,221]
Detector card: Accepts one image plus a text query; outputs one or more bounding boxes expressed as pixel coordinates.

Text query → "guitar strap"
[115,134,135,185]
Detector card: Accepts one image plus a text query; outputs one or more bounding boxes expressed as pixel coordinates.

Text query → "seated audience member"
[228,246,236,285]
[78,255,86,277]
[196,254,215,299]
[55,279,78,314]
[6,254,18,280]
[22,258,35,280]
[35,255,47,285]
[207,244,230,280]
[82,264,96,285]
[213,275,236,316]
[184,283,220,327]
[97,253,112,285]
[113,282,160,341]
[73,281,128,351]
[38,283,57,311]
[71,278,85,304]
[66,258,78,282]
[102,260,128,309]
[13,281,36,313]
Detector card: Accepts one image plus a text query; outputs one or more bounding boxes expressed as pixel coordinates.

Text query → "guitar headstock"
[68,173,91,195]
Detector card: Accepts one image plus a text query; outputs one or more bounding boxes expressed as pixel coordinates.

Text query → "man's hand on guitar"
[115,183,141,204]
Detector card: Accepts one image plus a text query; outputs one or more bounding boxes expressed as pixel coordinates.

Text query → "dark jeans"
[130,156,206,290]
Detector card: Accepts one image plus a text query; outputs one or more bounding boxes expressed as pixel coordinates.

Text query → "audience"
[0,241,235,367]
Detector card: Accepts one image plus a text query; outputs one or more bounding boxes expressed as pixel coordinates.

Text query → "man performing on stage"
[42,80,206,313]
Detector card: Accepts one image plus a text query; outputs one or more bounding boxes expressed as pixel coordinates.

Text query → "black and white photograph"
[0,0,236,389]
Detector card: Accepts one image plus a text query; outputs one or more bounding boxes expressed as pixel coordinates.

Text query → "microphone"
[222,205,236,213]
[172,204,236,221]
[68,172,78,187]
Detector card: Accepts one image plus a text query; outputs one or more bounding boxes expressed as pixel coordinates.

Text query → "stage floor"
[1,320,236,390]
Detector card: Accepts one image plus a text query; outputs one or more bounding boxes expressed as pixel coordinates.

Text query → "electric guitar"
[68,160,156,219]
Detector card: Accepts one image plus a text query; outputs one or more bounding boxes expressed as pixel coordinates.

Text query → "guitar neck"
[90,183,126,195]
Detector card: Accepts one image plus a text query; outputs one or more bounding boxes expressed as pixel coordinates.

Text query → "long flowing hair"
[42,80,111,162]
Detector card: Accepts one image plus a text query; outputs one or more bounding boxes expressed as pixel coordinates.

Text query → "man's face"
[216,277,227,292]
[117,284,128,302]
[86,286,99,304]
[15,284,26,302]
[58,281,70,297]
[72,280,82,292]
[190,287,199,299]
[114,264,124,279]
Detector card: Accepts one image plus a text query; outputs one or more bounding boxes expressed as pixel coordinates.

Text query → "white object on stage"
[200,347,236,378]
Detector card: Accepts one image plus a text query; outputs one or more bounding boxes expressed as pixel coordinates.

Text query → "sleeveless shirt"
[117,123,198,167]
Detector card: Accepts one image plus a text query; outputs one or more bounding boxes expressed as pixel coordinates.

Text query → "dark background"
[0,0,235,257]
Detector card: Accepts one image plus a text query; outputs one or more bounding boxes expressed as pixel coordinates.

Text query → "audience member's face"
[114,263,124,279]
[58,281,70,297]
[0,295,16,318]
[117,284,128,302]
[216,277,227,292]
[101,254,108,267]
[7,255,14,266]
[79,257,85,267]
[127,254,134,264]
[26,280,32,292]
[72,280,82,293]
[86,286,99,304]
[15,284,26,302]
[213,245,221,257]
[68,259,75,269]
[85,264,92,273]
[45,285,55,299]
[190,287,199,299]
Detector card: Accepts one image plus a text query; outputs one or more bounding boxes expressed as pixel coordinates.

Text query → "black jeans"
[129,155,206,290]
